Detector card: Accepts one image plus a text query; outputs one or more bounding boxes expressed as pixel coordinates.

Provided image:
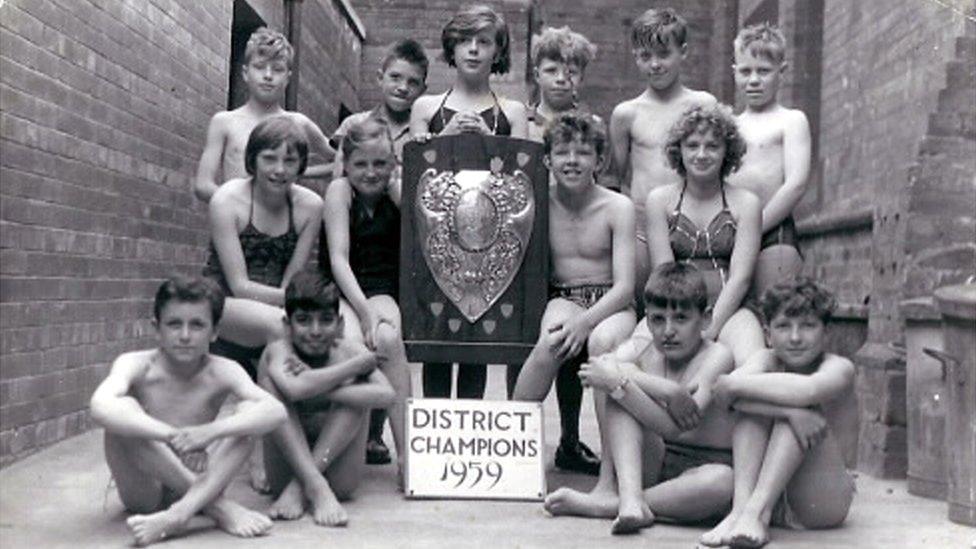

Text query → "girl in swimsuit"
[644,105,765,366]
[322,118,412,477]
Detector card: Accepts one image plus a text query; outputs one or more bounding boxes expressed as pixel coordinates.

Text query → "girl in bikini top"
[667,182,737,272]
[427,88,512,136]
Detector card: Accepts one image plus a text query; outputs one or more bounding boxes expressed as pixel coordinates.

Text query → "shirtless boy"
[194,27,334,202]
[727,23,811,295]
[545,262,735,535]
[701,278,855,548]
[90,276,287,546]
[609,8,716,295]
[260,271,395,526]
[512,112,636,430]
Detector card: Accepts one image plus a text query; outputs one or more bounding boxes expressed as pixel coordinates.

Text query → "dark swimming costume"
[761,215,801,254]
[659,441,733,482]
[203,183,298,296]
[319,190,400,300]
[549,283,612,309]
[667,184,737,305]
[427,89,512,136]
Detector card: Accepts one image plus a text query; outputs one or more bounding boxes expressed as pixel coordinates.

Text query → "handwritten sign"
[405,398,546,500]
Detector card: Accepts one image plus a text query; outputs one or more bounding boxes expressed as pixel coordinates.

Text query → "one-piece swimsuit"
[426,88,512,136]
[667,183,737,306]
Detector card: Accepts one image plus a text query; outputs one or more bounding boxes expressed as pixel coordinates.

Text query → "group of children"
[90,5,855,547]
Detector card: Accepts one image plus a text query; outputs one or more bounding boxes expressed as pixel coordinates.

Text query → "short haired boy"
[609,8,717,300]
[259,271,395,527]
[90,276,287,546]
[526,26,598,143]
[700,279,855,548]
[727,23,811,296]
[512,113,637,463]
[545,263,735,535]
[195,27,335,202]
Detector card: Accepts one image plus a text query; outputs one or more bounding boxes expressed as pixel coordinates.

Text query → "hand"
[444,111,490,135]
[284,355,310,377]
[547,317,591,361]
[787,408,829,450]
[702,325,720,342]
[169,424,217,454]
[179,449,208,473]
[711,374,737,411]
[361,310,377,350]
[353,351,380,376]
[412,132,434,143]
[665,384,701,431]
[578,355,623,392]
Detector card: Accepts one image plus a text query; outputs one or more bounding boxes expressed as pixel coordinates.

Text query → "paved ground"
[1,364,973,548]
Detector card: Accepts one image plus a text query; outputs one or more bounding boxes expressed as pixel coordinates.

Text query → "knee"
[700,465,734,499]
[788,485,853,529]
[586,329,620,356]
[374,325,402,354]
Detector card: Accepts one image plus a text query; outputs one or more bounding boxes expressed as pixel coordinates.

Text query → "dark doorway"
[227,0,266,110]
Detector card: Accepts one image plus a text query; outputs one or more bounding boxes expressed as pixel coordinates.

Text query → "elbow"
[378,386,396,408]
[268,400,288,428]
[89,399,108,428]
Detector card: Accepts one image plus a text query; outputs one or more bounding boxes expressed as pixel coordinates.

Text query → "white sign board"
[405,398,546,500]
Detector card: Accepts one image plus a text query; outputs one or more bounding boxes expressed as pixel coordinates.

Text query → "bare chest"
[132,374,226,427]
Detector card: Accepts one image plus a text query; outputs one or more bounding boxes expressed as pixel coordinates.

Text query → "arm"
[279,188,323,287]
[734,398,828,450]
[608,103,633,196]
[722,354,854,408]
[760,112,811,232]
[324,369,396,409]
[193,114,227,203]
[503,99,529,139]
[90,353,175,440]
[208,188,284,304]
[267,343,379,402]
[645,188,677,268]
[683,342,735,412]
[409,96,436,137]
[297,114,337,180]
[705,190,761,339]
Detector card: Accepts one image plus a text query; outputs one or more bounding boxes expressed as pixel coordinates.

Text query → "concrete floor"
[1,364,973,548]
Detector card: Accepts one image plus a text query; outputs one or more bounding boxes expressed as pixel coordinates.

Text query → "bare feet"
[727,513,769,548]
[610,500,654,535]
[543,487,615,519]
[308,485,348,527]
[210,499,273,538]
[268,482,305,521]
[700,510,739,547]
[126,510,185,546]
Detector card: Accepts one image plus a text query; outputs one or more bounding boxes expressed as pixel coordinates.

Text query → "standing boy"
[609,8,716,297]
[545,263,735,535]
[194,27,334,203]
[701,279,855,548]
[90,276,287,546]
[512,113,637,472]
[727,23,811,295]
[260,272,395,527]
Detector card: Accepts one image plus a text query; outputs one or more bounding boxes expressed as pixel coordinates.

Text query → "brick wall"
[0,0,362,465]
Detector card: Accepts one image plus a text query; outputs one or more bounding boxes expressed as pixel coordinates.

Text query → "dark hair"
[644,262,708,313]
[734,22,787,64]
[543,111,608,157]
[531,26,597,70]
[631,8,688,51]
[664,104,746,180]
[244,115,309,176]
[340,117,394,161]
[441,5,511,75]
[382,39,430,80]
[760,278,837,324]
[244,27,294,68]
[285,270,340,317]
[153,275,225,325]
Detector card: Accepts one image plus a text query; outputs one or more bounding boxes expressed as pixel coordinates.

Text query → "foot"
[554,439,601,476]
[126,510,186,546]
[268,482,305,521]
[700,510,740,547]
[728,513,769,548]
[611,500,654,535]
[210,499,273,538]
[366,438,392,465]
[308,486,348,527]
[543,487,615,519]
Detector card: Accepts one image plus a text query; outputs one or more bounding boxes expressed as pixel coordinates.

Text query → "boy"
[544,262,735,535]
[260,271,395,527]
[727,23,811,296]
[194,27,334,202]
[609,8,716,297]
[700,278,855,548]
[512,113,637,466]
[90,276,287,546]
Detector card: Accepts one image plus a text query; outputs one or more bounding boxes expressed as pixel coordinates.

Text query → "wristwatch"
[609,375,629,401]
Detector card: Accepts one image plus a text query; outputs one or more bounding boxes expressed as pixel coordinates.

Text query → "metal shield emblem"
[416,167,534,323]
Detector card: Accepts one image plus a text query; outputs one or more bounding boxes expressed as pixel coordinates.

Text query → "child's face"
[287,309,342,358]
[766,312,826,372]
[733,50,783,109]
[547,137,603,191]
[453,28,498,77]
[154,300,217,366]
[646,303,705,362]
[253,142,302,193]
[534,58,582,109]
[680,126,725,181]
[345,138,396,198]
[242,55,290,103]
[377,59,426,114]
[633,42,685,91]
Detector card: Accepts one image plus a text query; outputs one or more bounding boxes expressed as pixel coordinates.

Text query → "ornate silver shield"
[416,163,534,323]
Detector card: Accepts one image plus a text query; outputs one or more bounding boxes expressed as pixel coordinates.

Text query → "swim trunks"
[659,441,733,482]
[760,215,801,254]
[549,282,612,309]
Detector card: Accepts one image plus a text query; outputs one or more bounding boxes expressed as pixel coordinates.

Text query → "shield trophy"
[400,135,549,364]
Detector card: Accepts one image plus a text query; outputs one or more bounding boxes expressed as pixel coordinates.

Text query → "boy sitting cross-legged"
[260,271,395,527]
[545,262,735,535]
[701,278,855,548]
[90,276,287,546]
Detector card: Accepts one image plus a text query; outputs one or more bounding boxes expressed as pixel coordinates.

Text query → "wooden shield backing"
[400,135,549,364]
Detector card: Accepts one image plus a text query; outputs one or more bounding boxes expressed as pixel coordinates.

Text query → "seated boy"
[701,278,855,548]
[260,271,395,527]
[512,113,636,455]
[545,262,735,535]
[90,276,287,546]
